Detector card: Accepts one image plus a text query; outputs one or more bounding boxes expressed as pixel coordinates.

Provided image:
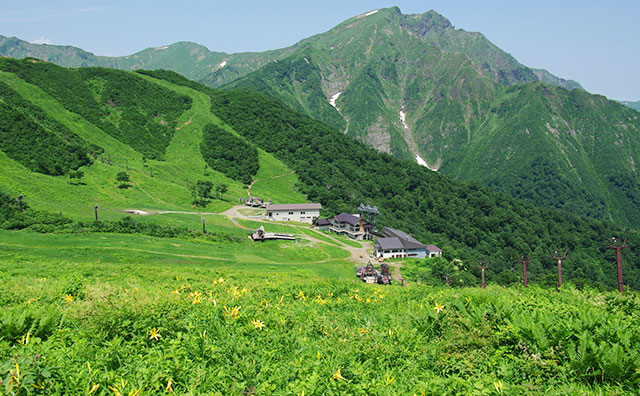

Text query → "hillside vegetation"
[0,59,304,223]
[1,253,638,394]
[136,69,640,291]
[225,9,640,229]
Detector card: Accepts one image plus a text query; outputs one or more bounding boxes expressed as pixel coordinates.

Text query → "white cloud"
[32,36,53,45]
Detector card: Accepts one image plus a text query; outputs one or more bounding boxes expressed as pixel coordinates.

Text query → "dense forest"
[0,58,192,159]
[0,81,92,175]
[200,123,259,185]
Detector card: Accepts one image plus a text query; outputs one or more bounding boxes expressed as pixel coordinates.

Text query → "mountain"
[0,35,297,84]
[620,100,640,112]
[222,8,640,228]
[1,9,580,91]
[532,68,583,90]
[3,9,639,229]
[2,59,640,290]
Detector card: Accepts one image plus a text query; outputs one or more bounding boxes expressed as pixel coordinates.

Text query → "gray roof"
[266,203,321,211]
[380,227,427,250]
[375,237,405,251]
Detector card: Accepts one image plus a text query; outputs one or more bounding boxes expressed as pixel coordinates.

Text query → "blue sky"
[2,1,638,100]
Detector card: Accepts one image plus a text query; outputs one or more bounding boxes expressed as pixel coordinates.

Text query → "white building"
[374,227,442,259]
[266,203,321,224]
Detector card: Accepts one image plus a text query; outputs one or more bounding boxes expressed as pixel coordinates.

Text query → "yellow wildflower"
[434,303,444,313]
[64,294,74,303]
[172,289,180,295]
[384,375,395,386]
[166,379,173,393]
[10,363,20,387]
[217,277,225,284]
[223,305,241,319]
[296,290,306,300]
[494,380,504,393]
[88,383,100,394]
[359,328,368,334]
[250,319,265,330]
[18,331,30,346]
[149,327,161,341]
[331,367,347,381]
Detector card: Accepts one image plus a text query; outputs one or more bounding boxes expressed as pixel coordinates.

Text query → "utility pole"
[202,217,206,234]
[17,195,23,212]
[519,255,531,288]
[126,158,129,170]
[150,166,153,177]
[94,205,99,221]
[608,237,628,294]
[550,249,568,292]
[478,265,489,288]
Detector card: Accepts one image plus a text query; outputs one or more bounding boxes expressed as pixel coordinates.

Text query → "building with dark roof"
[323,212,373,240]
[374,227,442,259]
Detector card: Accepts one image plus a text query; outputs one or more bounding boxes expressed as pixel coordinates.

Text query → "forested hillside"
[0,58,192,159]
[145,70,640,290]
[225,9,640,229]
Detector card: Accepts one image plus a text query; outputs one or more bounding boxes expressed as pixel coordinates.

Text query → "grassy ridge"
[0,63,305,228]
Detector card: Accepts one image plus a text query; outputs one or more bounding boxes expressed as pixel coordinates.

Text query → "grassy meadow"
[1,237,639,395]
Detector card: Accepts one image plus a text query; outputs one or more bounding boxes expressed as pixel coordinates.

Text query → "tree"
[215,183,229,200]
[191,180,213,206]
[116,171,131,188]
[68,170,84,185]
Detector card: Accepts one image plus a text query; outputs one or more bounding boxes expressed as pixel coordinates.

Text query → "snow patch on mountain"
[329,91,341,108]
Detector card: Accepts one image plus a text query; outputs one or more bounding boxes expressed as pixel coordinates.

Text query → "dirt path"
[246,179,258,197]
[272,171,294,179]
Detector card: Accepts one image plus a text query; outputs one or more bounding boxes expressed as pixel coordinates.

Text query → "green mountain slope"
[620,100,640,112]
[2,59,640,290]
[145,69,640,290]
[222,9,640,228]
[1,7,580,91]
[532,68,583,90]
[0,35,294,86]
[0,58,306,221]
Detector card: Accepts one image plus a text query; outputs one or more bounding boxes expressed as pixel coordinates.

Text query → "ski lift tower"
[358,203,379,225]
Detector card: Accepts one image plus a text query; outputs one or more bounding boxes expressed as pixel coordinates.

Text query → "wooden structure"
[355,262,392,285]
[608,237,628,294]
[243,197,271,208]
[550,249,568,292]
[250,225,295,241]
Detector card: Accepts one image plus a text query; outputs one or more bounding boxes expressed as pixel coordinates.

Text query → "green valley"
[1,54,640,395]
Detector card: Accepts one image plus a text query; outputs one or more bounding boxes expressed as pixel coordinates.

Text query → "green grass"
[236,219,300,234]
[0,70,306,226]
[298,228,342,246]
[0,241,638,394]
[0,229,350,274]
[249,150,306,204]
[323,231,363,248]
